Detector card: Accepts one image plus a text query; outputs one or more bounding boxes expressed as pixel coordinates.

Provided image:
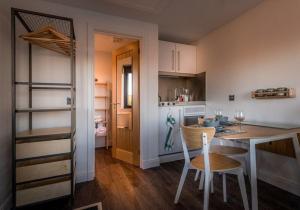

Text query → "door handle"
[178,109,182,129]
[177,51,180,71]
[172,50,175,70]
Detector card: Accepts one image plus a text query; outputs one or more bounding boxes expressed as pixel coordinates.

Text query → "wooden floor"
[20,148,300,210]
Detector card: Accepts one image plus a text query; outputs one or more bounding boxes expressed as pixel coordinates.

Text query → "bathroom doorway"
[93,32,140,166]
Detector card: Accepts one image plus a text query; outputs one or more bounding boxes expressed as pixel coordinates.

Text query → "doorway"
[93,33,140,166]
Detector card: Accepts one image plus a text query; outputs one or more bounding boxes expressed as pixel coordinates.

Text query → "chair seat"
[210,145,248,156]
[191,153,241,172]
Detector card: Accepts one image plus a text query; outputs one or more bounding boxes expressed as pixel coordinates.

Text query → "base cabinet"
[159,106,184,155]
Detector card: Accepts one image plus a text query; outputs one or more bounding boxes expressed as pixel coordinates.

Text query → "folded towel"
[95,126,107,137]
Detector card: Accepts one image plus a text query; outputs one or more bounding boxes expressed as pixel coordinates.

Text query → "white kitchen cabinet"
[176,43,197,74]
[158,41,176,73]
[159,106,184,155]
[159,41,197,74]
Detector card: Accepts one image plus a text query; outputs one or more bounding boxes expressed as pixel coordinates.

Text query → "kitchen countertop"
[159,101,206,107]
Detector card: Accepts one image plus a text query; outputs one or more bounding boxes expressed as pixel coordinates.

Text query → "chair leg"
[203,172,211,210]
[237,170,249,210]
[174,165,189,204]
[199,171,204,190]
[210,172,214,193]
[195,170,200,181]
[243,155,249,176]
[223,173,227,202]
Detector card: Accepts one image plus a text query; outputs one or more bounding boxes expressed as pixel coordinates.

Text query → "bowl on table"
[204,119,220,127]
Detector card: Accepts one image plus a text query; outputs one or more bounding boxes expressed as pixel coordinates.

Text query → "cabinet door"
[159,106,183,155]
[159,41,176,73]
[176,44,197,74]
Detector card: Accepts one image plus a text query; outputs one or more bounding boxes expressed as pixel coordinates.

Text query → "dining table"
[215,123,300,210]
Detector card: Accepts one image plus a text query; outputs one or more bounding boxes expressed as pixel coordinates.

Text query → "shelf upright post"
[29,44,33,130]
[70,18,75,200]
[11,8,17,210]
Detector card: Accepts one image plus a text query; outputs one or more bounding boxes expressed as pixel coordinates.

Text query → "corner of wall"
[0,194,12,210]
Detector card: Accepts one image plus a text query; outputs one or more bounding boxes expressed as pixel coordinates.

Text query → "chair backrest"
[180,126,215,150]
[180,125,215,166]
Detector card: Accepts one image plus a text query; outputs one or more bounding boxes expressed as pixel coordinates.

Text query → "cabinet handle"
[172,50,175,70]
[178,109,182,129]
[177,51,180,71]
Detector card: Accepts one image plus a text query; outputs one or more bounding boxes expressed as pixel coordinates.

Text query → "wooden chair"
[174,126,249,210]
[195,144,248,193]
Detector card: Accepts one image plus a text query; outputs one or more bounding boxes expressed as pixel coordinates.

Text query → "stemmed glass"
[234,111,245,132]
[215,110,223,120]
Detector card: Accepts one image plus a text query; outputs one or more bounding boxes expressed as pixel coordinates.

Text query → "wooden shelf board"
[16,174,71,190]
[95,96,109,99]
[97,121,108,124]
[31,87,71,90]
[16,153,71,167]
[16,107,72,113]
[253,95,296,99]
[95,109,108,111]
[95,83,107,86]
[15,82,72,87]
[16,127,71,140]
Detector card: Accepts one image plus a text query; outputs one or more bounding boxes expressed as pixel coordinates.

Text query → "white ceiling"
[43,0,264,43]
[94,33,136,52]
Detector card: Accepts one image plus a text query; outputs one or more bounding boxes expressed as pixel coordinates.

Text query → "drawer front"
[16,160,71,183]
[16,181,71,207]
[16,139,71,159]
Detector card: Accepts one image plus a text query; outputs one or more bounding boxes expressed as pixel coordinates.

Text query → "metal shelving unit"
[95,82,110,149]
[11,8,76,209]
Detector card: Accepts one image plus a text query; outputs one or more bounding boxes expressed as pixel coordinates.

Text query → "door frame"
[87,22,159,182]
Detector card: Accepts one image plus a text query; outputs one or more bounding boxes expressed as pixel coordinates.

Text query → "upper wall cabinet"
[159,41,197,74]
[159,41,176,73]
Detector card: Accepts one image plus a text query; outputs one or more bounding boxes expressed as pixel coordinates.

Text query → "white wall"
[5,0,159,189]
[94,51,112,148]
[196,0,300,195]
[0,1,12,209]
[94,51,112,84]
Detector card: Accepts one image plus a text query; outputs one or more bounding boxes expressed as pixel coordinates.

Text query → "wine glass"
[234,111,245,131]
[215,110,223,120]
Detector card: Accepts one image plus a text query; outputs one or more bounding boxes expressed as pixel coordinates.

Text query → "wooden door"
[159,41,176,73]
[112,41,140,166]
[176,43,197,74]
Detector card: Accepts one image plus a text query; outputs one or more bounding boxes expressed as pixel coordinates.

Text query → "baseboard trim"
[159,150,201,164]
[76,170,95,183]
[0,194,12,210]
[141,157,160,169]
[258,170,300,196]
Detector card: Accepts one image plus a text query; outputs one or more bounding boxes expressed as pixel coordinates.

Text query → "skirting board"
[0,194,11,210]
[76,170,95,183]
[141,157,160,169]
[258,170,300,196]
[159,150,201,164]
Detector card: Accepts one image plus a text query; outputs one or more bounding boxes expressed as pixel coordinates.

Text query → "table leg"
[292,134,300,166]
[250,140,258,210]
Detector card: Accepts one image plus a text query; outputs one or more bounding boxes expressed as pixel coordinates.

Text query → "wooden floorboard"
[19,148,300,210]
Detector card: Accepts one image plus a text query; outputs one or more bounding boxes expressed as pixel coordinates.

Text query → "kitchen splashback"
[158,72,206,101]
